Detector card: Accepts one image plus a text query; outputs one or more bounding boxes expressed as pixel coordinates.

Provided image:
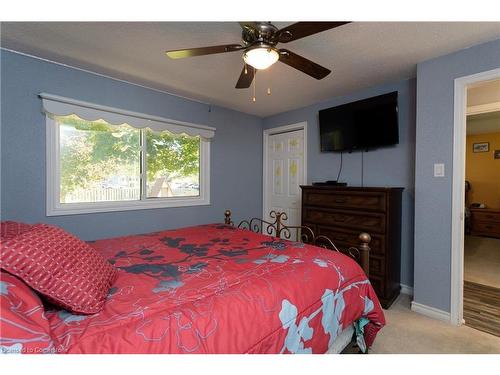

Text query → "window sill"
[46,197,210,216]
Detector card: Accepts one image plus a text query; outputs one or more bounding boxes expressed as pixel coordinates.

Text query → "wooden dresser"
[301,185,403,308]
[470,208,500,239]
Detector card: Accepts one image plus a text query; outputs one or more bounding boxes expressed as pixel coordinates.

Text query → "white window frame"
[45,101,212,216]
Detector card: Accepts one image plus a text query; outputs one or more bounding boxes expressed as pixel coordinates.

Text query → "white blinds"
[39,93,216,139]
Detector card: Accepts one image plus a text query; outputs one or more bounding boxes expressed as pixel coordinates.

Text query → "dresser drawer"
[303,207,386,234]
[471,221,500,237]
[472,210,500,223]
[315,226,385,255]
[369,255,386,277]
[303,190,386,212]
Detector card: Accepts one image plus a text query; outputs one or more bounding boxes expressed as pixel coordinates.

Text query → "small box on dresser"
[300,185,404,308]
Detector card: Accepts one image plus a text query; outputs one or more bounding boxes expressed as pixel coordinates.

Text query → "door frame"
[262,122,308,222]
[450,67,500,326]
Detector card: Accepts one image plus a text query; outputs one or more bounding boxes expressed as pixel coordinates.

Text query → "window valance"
[39,93,216,140]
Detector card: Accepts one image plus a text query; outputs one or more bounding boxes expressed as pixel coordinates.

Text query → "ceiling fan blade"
[277,22,350,43]
[278,49,331,80]
[235,65,256,89]
[166,44,243,59]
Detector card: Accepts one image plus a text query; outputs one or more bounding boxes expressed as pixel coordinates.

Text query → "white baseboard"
[411,301,451,323]
[400,284,413,296]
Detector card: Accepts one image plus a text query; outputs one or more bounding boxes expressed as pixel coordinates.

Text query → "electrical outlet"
[434,163,445,177]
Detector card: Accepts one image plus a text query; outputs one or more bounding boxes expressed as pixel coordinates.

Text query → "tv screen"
[319,91,399,152]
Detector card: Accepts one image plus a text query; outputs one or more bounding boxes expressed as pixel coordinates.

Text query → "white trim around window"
[45,109,211,217]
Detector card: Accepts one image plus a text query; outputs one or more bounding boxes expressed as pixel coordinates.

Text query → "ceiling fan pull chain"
[267,70,271,95]
[252,69,257,102]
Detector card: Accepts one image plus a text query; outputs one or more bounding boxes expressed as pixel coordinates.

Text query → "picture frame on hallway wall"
[472,142,489,153]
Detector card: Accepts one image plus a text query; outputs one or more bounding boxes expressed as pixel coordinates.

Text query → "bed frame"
[224,210,371,278]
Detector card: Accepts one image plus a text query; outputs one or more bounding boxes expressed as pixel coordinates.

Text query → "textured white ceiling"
[467,111,500,135]
[1,22,500,117]
[468,79,500,107]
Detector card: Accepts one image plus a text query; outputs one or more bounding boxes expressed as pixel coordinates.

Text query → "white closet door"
[266,128,305,231]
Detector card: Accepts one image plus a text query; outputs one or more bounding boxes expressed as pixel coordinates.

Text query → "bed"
[0,211,385,354]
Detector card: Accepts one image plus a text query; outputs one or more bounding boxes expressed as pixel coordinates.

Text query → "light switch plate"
[434,163,445,177]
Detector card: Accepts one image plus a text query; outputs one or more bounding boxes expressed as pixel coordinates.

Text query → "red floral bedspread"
[1,224,385,354]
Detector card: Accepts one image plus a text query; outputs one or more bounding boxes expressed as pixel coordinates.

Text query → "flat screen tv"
[319,91,399,152]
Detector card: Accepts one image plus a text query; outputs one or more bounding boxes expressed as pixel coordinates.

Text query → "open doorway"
[451,68,500,330]
[463,79,500,336]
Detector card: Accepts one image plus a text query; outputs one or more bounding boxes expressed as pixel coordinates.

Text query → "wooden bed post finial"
[224,209,232,225]
[359,232,371,277]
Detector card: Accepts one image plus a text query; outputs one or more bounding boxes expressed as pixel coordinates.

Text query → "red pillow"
[0,224,117,314]
[0,271,56,354]
[1,221,32,240]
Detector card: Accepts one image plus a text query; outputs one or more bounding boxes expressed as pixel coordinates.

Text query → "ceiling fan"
[165,22,350,89]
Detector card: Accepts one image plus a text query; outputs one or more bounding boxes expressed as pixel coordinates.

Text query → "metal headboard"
[224,209,371,277]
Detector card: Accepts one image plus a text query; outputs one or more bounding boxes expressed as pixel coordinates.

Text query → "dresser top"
[470,207,500,213]
[301,185,404,192]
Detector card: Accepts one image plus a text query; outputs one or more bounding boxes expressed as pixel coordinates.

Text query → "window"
[59,116,142,204]
[145,128,200,199]
[42,94,213,215]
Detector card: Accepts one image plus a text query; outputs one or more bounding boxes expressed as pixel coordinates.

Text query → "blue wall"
[414,38,500,312]
[263,79,417,287]
[0,49,263,240]
[4,38,499,305]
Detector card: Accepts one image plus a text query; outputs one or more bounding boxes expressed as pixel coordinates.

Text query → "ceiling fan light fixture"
[243,46,279,70]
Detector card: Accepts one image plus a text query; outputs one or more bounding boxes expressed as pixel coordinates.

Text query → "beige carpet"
[464,235,500,288]
[369,294,500,353]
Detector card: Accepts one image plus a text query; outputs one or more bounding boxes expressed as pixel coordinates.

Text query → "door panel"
[273,159,284,195]
[288,158,300,196]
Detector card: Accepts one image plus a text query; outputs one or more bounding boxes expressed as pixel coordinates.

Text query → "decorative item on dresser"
[470,208,500,239]
[300,185,404,308]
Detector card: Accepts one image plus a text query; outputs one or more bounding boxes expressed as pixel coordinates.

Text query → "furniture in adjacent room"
[300,185,404,308]
[470,208,500,239]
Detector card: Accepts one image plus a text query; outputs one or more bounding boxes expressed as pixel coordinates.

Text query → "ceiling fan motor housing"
[242,22,280,47]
